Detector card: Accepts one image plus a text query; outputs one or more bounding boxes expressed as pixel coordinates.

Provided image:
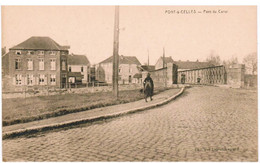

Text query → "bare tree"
[243,52,257,75]
[2,47,6,56]
[222,56,239,68]
[206,51,221,66]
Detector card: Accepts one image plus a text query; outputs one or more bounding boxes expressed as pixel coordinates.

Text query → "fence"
[178,65,227,85]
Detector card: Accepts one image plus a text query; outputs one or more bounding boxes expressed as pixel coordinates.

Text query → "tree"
[2,47,6,56]
[222,56,239,68]
[206,51,221,66]
[243,52,257,75]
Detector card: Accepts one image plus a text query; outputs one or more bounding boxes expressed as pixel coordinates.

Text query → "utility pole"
[147,49,150,66]
[112,6,119,98]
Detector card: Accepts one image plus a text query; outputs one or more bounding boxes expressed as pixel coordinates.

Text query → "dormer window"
[16,51,21,55]
[39,51,44,55]
[49,51,56,55]
[27,51,34,55]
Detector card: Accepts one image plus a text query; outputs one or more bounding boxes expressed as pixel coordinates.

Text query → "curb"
[3,87,185,139]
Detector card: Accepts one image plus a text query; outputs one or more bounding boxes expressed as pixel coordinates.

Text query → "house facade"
[68,54,90,84]
[96,55,141,84]
[2,36,70,91]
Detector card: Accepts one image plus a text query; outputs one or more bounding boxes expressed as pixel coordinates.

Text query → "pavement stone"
[2,86,257,161]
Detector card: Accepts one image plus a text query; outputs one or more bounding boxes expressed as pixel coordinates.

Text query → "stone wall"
[142,63,178,87]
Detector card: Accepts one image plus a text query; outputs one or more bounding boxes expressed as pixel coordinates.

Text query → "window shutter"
[21,76,25,85]
[24,76,27,85]
[32,75,35,85]
[45,75,47,85]
[36,76,39,85]
[13,77,16,85]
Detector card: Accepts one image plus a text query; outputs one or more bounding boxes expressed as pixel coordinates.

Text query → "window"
[39,59,44,70]
[50,74,56,85]
[69,66,71,72]
[16,51,21,55]
[27,51,34,55]
[81,66,84,72]
[15,74,22,85]
[27,74,33,85]
[49,51,56,55]
[27,59,33,70]
[50,59,56,70]
[39,51,44,55]
[62,60,66,71]
[39,74,45,85]
[15,59,21,70]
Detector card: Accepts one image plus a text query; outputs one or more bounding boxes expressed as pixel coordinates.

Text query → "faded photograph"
[1,6,257,161]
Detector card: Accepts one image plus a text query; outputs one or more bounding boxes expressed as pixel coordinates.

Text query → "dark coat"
[143,76,154,95]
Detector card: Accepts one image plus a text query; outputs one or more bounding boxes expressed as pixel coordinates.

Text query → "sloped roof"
[159,56,174,63]
[173,61,215,69]
[138,65,155,72]
[68,54,90,65]
[100,55,141,65]
[10,36,69,51]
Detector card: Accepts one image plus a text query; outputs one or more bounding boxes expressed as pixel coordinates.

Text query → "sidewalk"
[3,87,185,139]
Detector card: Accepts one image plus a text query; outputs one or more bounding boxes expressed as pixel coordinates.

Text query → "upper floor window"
[27,59,33,70]
[39,59,44,70]
[81,66,84,72]
[15,59,21,70]
[39,51,44,55]
[69,66,71,72]
[16,51,21,55]
[50,59,56,70]
[62,60,66,71]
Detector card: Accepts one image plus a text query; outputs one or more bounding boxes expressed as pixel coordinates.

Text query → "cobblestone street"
[2,86,258,161]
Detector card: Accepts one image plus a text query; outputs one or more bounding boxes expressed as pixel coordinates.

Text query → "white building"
[67,54,90,83]
[97,55,141,84]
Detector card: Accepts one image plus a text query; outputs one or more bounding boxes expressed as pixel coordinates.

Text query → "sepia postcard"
[1,6,258,162]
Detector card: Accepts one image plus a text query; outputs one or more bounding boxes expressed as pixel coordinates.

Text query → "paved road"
[2,86,258,161]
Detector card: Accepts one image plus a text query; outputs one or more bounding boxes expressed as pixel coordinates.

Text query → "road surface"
[2,86,258,161]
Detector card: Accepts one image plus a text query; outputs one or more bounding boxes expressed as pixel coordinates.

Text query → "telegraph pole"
[147,49,150,66]
[112,6,119,98]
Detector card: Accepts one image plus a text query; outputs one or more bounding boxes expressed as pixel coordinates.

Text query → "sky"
[1,6,257,65]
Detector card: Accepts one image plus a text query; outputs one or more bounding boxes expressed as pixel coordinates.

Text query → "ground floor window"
[50,74,56,85]
[15,74,22,85]
[39,74,45,85]
[27,74,33,85]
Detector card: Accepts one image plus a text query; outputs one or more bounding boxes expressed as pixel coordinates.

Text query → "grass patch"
[2,87,171,126]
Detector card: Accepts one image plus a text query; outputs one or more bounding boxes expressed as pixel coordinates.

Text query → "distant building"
[155,56,214,71]
[97,55,141,84]
[173,60,215,71]
[2,36,70,91]
[67,54,90,84]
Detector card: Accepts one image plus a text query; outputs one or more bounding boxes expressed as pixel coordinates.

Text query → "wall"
[142,63,178,87]
[226,64,245,88]
[244,74,257,88]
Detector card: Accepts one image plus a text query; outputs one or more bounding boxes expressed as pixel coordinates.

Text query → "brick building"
[96,55,141,84]
[2,36,70,91]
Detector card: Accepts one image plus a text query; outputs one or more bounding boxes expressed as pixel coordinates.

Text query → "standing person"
[143,73,154,99]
